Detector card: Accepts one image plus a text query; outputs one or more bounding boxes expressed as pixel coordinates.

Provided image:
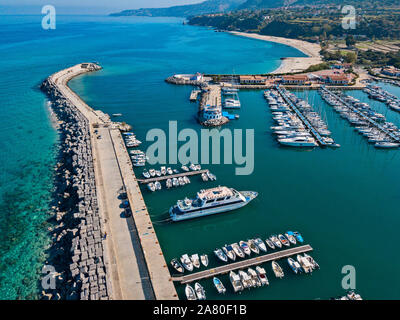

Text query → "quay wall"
[41,64,177,300]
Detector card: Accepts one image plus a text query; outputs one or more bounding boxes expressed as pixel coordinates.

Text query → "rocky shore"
[40,77,110,300]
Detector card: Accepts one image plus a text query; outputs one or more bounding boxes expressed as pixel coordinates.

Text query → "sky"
[0,0,204,14]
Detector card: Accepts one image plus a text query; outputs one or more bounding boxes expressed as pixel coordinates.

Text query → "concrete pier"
[44,63,177,300]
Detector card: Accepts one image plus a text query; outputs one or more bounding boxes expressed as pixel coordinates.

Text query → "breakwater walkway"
[43,63,177,300]
[172,245,313,284]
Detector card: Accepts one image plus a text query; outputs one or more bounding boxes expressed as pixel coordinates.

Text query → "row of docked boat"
[129,150,147,166]
[148,176,191,191]
[171,253,209,273]
[363,84,400,111]
[223,89,241,109]
[319,87,400,149]
[333,290,363,300]
[265,89,332,147]
[143,166,176,178]
[214,231,304,263]
[123,132,142,148]
[185,282,206,300]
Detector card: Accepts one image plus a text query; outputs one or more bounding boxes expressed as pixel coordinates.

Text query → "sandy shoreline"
[229,31,323,74]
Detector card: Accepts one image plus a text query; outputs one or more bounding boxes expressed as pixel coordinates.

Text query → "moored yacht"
[214,248,228,263]
[169,186,258,222]
[229,271,243,292]
[256,266,269,286]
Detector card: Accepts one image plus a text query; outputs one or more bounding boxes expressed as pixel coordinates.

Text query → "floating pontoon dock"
[172,245,313,284]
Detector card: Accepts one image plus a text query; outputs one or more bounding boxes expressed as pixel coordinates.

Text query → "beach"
[229,31,323,74]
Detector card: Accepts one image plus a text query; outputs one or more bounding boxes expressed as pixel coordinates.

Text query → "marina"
[265,86,338,147]
[320,86,400,147]
[172,245,313,284]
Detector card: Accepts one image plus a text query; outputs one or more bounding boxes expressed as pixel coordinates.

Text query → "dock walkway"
[321,86,400,143]
[137,169,209,184]
[275,86,328,146]
[172,245,313,284]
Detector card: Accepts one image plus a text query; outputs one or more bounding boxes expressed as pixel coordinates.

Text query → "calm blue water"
[0,15,303,299]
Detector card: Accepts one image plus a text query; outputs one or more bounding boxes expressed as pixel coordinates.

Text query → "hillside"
[110,0,246,17]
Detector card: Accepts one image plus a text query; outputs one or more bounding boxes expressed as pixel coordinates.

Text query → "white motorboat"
[271,261,284,279]
[172,178,179,187]
[255,266,269,286]
[285,232,297,245]
[248,268,262,287]
[147,183,156,192]
[191,254,201,269]
[232,243,245,259]
[149,169,156,177]
[254,238,267,252]
[270,235,282,249]
[155,170,162,177]
[189,163,197,171]
[167,167,173,175]
[229,271,243,292]
[247,239,259,254]
[214,248,228,263]
[222,245,236,261]
[304,253,320,269]
[180,254,194,272]
[200,254,208,267]
[142,169,150,179]
[166,178,173,189]
[239,241,251,256]
[194,283,206,300]
[296,254,313,273]
[183,176,190,184]
[207,171,217,181]
[265,238,275,250]
[201,173,209,182]
[160,166,166,175]
[181,165,189,172]
[278,234,290,247]
[170,258,184,273]
[375,141,399,149]
[185,284,196,300]
[239,270,253,289]
[178,177,185,186]
[287,257,302,274]
[154,181,162,190]
[278,136,317,147]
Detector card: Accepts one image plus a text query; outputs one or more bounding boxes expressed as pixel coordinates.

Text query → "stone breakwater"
[40,77,110,300]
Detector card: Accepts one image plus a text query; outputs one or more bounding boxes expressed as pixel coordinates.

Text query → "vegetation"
[357,50,400,68]
[304,62,330,72]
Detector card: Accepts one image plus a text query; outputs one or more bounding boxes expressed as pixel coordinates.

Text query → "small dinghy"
[181,165,189,172]
[278,234,290,247]
[166,178,172,189]
[213,277,226,294]
[201,173,209,182]
[265,238,275,250]
[170,258,184,273]
[180,254,193,272]
[222,245,236,261]
[214,248,228,263]
[272,261,284,279]
[256,266,269,286]
[194,283,206,300]
[287,257,302,274]
[167,167,173,175]
[142,169,150,178]
[239,241,251,256]
[200,254,208,267]
[232,243,245,259]
[293,231,304,243]
[191,254,201,269]
[285,231,297,245]
[247,239,259,254]
[147,183,156,192]
[270,235,282,248]
[149,169,156,177]
[185,284,197,300]
[254,238,267,252]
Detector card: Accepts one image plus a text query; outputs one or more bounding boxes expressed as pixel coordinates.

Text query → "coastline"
[229,31,323,74]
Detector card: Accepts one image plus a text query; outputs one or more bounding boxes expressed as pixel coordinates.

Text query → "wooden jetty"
[137,169,209,184]
[172,245,313,284]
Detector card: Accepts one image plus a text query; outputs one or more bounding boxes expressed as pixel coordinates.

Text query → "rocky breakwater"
[40,77,110,300]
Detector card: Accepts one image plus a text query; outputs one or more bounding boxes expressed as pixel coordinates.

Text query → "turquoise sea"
[1,14,400,300]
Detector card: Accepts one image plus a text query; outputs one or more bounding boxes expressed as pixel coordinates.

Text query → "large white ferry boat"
[169,186,258,222]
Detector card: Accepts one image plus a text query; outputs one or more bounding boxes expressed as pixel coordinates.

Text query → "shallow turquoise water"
[0,15,303,299]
